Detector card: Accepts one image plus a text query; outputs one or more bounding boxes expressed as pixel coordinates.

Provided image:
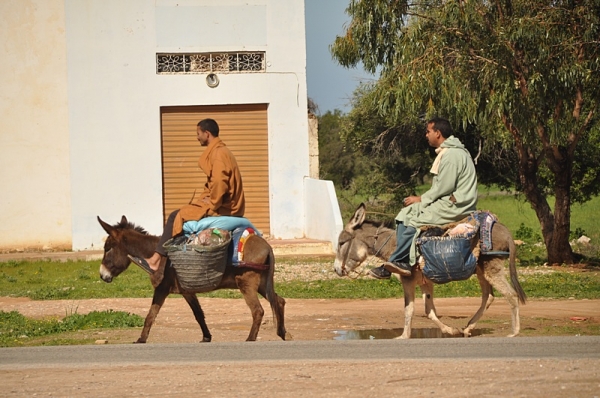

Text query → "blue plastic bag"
[417,229,478,284]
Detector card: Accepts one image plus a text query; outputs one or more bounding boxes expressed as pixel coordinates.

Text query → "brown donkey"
[333,203,526,339]
[97,216,289,343]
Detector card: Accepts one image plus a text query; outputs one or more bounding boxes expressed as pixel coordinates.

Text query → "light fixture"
[206,73,219,88]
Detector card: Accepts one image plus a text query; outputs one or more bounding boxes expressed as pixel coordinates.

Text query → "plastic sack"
[417,228,478,284]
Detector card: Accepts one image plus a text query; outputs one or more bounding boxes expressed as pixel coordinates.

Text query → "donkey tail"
[264,243,288,340]
[265,244,277,319]
[508,234,527,304]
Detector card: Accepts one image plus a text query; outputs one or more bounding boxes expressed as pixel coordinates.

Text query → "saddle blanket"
[183,216,264,268]
[472,210,496,254]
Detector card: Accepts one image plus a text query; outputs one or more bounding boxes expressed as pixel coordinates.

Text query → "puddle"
[333,327,492,340]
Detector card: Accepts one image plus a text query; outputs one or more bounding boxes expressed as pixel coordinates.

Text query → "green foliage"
[515,223,542,243]
[318,109,364,188]
[571,227,587,241]
[318,84,437,216]
[0,310,143,347]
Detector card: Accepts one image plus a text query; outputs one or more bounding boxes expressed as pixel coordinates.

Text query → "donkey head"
[97,215,159,283]
[97,216,134,282]
[333,203,373,276]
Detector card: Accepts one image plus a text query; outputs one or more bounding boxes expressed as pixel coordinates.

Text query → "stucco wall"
[2,0,309,251]
[0,0,72,251]
[304,178,343,251]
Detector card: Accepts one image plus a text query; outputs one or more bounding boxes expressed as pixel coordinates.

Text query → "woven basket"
[163,235,231,292]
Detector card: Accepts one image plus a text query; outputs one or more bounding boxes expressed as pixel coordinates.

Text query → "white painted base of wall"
[303,178,343,251]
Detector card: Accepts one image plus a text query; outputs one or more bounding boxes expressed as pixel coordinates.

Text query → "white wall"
[66,0,309,249]
[0,0,72,251]
[304,178,343,251]
[1,0,309,251]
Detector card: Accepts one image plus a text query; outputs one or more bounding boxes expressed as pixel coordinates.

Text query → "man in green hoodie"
[370,117,478,279]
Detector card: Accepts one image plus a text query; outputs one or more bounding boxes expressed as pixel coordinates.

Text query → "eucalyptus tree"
[331,0,600,264]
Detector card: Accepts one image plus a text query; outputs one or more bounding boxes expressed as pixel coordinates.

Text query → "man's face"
[196,126,210,146]
[426,123,442,148]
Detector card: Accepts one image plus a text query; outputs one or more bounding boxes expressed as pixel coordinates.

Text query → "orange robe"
[172,137,245,235]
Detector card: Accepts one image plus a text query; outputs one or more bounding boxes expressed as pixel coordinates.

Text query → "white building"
[0,0,342,253]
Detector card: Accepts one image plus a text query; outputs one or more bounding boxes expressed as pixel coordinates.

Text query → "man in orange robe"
[129,118,245,281]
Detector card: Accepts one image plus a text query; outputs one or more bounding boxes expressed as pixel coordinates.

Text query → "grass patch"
[1,259,599,300]
[0,260,154,300]
[277,278,404,299]
[519,271,600,299]
[0,309,143,347]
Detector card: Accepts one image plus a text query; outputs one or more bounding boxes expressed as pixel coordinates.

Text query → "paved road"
[2,336,599,367]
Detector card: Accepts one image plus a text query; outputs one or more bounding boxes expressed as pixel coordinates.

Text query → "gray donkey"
[334,203,527,339]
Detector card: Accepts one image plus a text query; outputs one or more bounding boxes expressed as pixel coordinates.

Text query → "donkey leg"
[397,276,418,339]
[136,284,169,343]
[237,273,264,341]
[463,266,493,337]
[254,238,290,341]
[274,295,289,340]
[485,258,521,337]
[182,293,212,342]
[258,285,289,341]
[417,274,462,336]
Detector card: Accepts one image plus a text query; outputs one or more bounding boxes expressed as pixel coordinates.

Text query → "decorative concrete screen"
[157,52,266,74]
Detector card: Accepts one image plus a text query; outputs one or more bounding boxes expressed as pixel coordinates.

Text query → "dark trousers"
[156,210,179,256]
[388,222,417,264]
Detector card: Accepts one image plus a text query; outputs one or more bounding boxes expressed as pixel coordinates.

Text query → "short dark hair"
[198,118,219,137]
[426,117,453,138]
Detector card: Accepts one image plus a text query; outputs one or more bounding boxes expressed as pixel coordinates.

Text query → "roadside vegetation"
[0,309,143,347]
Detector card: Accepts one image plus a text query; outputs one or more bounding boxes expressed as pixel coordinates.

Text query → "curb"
[0,239,334,263]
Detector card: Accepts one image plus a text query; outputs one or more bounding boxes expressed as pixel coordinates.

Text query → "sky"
[304,0,375,115]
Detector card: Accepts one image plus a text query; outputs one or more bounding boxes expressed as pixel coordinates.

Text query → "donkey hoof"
[201,336,212,343]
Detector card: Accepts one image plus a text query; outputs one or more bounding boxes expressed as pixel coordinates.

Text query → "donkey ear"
[97,216,115,236]
[348,203,366,229]
[120,215,128,225]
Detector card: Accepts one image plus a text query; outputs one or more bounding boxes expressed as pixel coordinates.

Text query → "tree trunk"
[548,186,575,264]
[545,148,576,265]
[516,141,575,265]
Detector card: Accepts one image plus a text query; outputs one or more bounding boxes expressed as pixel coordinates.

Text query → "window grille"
[157,52,265,74]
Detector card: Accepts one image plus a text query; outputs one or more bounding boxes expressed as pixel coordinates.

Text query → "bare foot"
[146,252,162,272]
[150,256,167,288]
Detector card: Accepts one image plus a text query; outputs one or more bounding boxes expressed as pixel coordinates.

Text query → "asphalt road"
[2,336,599,368]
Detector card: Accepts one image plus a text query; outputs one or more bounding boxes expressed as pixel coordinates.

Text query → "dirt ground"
[2,296,599,343]
[2,295,600,397]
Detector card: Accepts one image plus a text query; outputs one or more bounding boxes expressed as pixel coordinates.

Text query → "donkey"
[333,203,527,339]
[97,216,289,343]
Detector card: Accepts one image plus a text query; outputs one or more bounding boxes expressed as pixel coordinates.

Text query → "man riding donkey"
[370,117,478,279]
[129,118,245,286]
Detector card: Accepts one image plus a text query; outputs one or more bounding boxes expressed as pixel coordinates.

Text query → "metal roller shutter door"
[160,104,270,236]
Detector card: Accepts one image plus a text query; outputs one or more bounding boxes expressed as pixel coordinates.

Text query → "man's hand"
[403,196,421,206]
